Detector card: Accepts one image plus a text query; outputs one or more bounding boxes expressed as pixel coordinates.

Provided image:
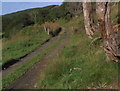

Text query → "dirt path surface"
[2,37,57,77]
[7,32,69,89]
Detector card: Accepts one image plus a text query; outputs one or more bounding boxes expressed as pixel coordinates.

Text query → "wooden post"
[44,25,47,32]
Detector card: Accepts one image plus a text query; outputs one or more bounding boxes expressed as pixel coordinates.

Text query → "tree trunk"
[96,2,120,62]
[96,2,106,39]
[82,2,95,39]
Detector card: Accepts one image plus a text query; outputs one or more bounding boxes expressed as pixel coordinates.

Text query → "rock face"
[65,2,83,17]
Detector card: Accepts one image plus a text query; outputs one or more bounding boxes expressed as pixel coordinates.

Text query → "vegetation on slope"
[2,5,56,38]
[2,2,84,38]
[37,3,119,88]
[2,2,83,66]
[2,4,69,38]
[2,2,119,89]
[37,15,118,89]
[2,25,50,66]
[38,33,118,89]
[2,32,65,88]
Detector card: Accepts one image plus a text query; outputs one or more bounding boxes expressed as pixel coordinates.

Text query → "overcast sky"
[2,2,63,15]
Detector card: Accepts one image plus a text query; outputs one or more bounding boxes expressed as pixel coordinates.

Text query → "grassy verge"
[2,33,65,89]
[2,25,50,66]
[37,29,118,89]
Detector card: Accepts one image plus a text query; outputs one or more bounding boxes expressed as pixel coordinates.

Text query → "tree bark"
[96,2,120,62]
[82,2,95,39]
[96,2,107,39]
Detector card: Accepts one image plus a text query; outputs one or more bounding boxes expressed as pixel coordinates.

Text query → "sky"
[1,0,118,15]
[2,2,63,15]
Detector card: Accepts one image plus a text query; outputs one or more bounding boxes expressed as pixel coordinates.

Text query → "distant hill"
[2,2,83,38]
[2,5,57,38]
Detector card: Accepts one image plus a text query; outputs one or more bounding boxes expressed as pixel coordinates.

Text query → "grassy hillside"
[37,3,119,89]
[2,2,84,38]
[3,32,65,88]
[2,3,70,66]
[2,25,50,66]
[2,2,119,89]
[2,5,56,38]
[38,33,118,88]
[2,3,70,38]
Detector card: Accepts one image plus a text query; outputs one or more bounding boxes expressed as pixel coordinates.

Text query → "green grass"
[2,2,119,89]
[37,3,119,89]
[2,32,65,89]
[2,25,50,66]
[37,21,118,89]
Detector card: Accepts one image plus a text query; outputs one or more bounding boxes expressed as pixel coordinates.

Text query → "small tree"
[29,10,38,24]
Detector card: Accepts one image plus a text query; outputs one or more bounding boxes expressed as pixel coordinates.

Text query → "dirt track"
[7,32,69,89]
[2,37,57,77]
